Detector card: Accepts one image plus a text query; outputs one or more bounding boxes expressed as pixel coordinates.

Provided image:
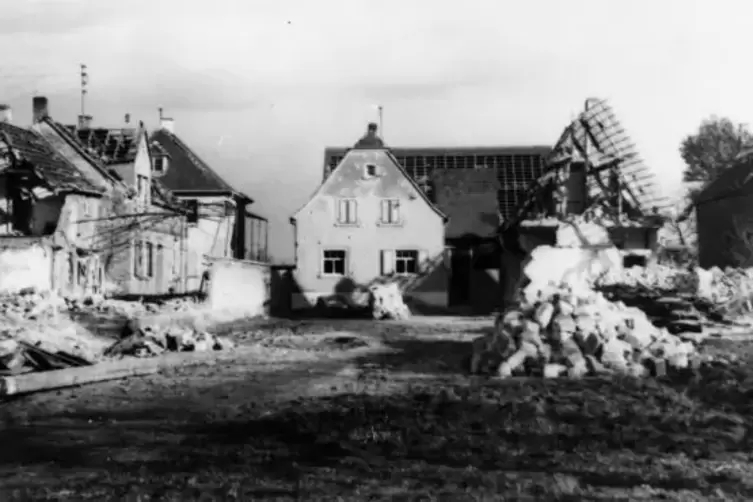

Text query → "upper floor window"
[337,198,358,225]
[366,164,377,177]
[136,174,150,210]
[380,199,400,224]
[153,156,167,174]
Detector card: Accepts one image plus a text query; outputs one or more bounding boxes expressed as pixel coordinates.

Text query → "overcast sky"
[2,0,749,263]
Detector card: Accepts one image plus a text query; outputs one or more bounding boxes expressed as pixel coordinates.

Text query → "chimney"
[160,117,174,133]
[32,96,49,123]
[0,105,12,124]
[77,114,93,129]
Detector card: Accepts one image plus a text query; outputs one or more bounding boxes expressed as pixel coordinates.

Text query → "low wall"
[0,240,52,295]
[207,258,270,316]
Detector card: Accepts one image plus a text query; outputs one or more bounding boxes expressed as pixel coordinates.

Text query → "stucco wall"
[207,258,270,316]
[697,193,753,269]
[177,196,236,292]
[292,149,446,309]
[0,239,52,294]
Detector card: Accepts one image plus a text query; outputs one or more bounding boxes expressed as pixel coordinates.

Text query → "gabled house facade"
[0,105,107,297]
[150,118,268,292]
[0,96,188,298]
[57,112,188,295]
[290,124,448,310]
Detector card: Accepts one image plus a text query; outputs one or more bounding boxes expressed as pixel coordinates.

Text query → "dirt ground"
[1,316,753,501]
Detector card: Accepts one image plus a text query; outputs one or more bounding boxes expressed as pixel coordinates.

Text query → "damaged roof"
[150,129,239,195]
[431,169,501,239]
[63,125,139,165]
[0,122,102,194]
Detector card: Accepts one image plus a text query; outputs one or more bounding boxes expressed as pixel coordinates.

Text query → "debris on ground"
[370,283,411,320]
[472,283,706,378]
[471,244,747,379]
[105,324,236,358]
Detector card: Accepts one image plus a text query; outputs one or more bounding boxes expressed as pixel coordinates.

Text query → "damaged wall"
[206,258,270,315]
[0,239,52,294]
[697,193,753,269]
[293,149,446,309]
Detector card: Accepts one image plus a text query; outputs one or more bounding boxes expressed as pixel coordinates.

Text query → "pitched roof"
[431,169,500,238]
[0,122,102,194]
[150,128,238,195]
[292,147,447,222]
[694,161,753,206]
[62,125,139,165]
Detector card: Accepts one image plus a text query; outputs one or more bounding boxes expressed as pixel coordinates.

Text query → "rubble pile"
[598,264,753,319]
[104,324,236,358]
[370,283,411,320]
[472,284,704,379]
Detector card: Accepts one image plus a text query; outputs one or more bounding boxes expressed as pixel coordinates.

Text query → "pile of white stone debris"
[0,291,235,374]
[472,283,701,378]
[471,244,753,379]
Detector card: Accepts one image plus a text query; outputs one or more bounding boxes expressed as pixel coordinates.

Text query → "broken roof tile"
[431,169,501,239]
[0,122,102,194]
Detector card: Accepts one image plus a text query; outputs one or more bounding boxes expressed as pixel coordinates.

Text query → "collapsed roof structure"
[504,98,668,230]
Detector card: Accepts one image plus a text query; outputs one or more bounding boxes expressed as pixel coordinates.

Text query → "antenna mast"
[80,64,88,117]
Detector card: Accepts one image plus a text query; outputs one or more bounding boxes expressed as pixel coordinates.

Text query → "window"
[134,240,155,279]
[322,249,346,276]
[380,199,400,224]
[366,164,377,177]
[395,250,419,274]
[136,174,149,209]
[153,156,166,173]
[337,198,357,225]
[380,249,421,275]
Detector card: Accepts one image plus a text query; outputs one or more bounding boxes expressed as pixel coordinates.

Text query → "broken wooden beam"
[0,357,162,397]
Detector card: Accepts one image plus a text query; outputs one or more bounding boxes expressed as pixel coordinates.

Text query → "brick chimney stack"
[32,96,49,123]
[0,105,12,124]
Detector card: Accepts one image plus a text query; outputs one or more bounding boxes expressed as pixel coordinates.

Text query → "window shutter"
[418,250,428,272]
[380,200,388,223]
[350,200,357,223]
[381,250,395,275]
[391,201,400,223]
[337,200,345,223]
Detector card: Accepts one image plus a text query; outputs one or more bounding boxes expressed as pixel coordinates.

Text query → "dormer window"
[153,156,167,174]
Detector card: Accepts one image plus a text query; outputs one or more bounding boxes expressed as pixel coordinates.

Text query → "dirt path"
[2,317,752,501]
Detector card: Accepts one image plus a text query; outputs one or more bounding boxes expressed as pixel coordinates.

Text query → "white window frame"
[380,198,401,225]
[134,239,155,279]
[381,249,424,276]
[321,249,347,277]
[365,163,378,177]
[336,198,358,225]
[153,156,167,173]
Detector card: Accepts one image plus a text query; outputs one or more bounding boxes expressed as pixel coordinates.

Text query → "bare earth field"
[2,316,753,501]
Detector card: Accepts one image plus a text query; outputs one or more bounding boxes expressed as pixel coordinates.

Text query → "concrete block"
[644,357,667,378]
[575,331,602,356]
[543,363,568,378]
[533,302,555,329]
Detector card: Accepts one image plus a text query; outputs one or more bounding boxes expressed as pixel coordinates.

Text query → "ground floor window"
[381,249,420,275]
[322,249,346,276]
[134,239,155,279]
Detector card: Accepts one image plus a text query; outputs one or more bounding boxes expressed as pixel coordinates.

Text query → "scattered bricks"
[0,339,19,358]
[551,314,576,343]
[519,320,543,350]
[567,363,589,378]
[499,310,525,336]
[533,302,555,329]
[585,355,611,375]
[667,353,689,370]
[497,341,538,378]
[543,363,568,378]
[574,332,602,356]
[556,299,575,317]
[644,357,667,378]
[621,333,644,351]
[538,343,552,363]
[627,362,649,378]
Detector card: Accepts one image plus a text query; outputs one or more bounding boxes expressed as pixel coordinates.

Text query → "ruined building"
[0,97,188,297]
